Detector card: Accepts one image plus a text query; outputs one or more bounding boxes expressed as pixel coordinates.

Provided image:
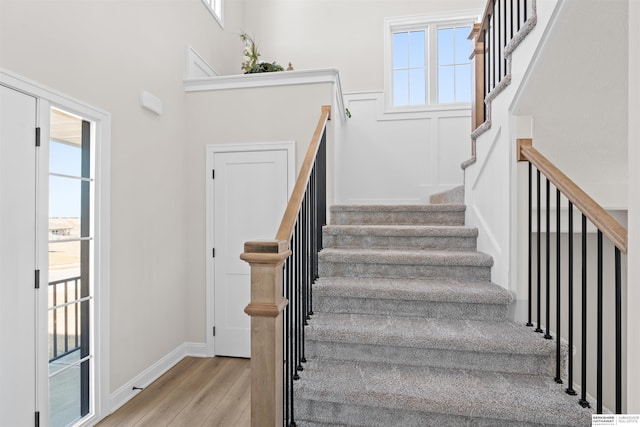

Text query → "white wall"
[465,0,561,296]
[0,0,244,395]
[184,81,337,344]
[337,92,471,204]
[243,0,484,205]
[513,0,628,210]
[626,0,640,413]
[242,0,484,93]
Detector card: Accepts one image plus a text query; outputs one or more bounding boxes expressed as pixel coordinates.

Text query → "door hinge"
[212,326,216,337]
[35,127,41,147]
[35,411,40,427]
[212,169,215,179]
[212,248,215,258]
[35,269,40,289]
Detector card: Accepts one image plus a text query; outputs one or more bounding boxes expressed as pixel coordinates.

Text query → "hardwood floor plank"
[97,357,203,427]
[198,366,251,427]
[166,358,249,427]
[236,398,251,427]
[135,357,227,426]
[96,357,250,427]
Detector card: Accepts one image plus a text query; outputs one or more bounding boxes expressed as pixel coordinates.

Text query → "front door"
[0,83,38,427]
[208,144,293,357]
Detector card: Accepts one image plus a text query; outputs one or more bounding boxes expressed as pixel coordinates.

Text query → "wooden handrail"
[241,105,331,427]
[517,138,627,253]
[275,105,331,242]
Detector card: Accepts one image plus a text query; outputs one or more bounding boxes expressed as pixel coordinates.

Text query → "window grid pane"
[392,30,426,106]
[437,25,472,103]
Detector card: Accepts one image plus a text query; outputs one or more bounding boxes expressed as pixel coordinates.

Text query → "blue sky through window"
[392,30,426,106]
[49,140,82,218]
[438,26,472,103]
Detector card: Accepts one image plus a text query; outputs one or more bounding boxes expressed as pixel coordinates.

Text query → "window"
[392,30,427,106]
[201,0,223,27]
[437,26,472,103]
[385,12,478,110]
[48,108,94,427]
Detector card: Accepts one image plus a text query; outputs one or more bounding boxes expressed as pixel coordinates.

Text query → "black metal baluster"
[496,0,501,84]
[291,237,296,425]
[566,202,577,396]
[527,163,533,327]
[579,214,590,408]
[555,189,562,383]
[75,279,80,349]
[491,3,496,91]
[64,281,70,353]
[294,212,301,381]
[53,284,58,359]
[615,247,622,413]
[502,0,507,77]
[545,178,552,339]
[596,230,603,414]
[517,0,521,31]
[509,0,514,42]
[536,169,543,333]
[285,254,290,425]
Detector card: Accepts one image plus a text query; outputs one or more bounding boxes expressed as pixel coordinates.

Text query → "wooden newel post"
[469,22,485,131]
[240,240,291,427]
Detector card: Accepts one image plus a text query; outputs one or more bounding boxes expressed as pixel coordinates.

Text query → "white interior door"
[0,84,38,426]
[209,144,292,358]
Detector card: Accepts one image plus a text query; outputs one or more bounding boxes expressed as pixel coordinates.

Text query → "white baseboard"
[183,341,207,357]
[109,341,208,413]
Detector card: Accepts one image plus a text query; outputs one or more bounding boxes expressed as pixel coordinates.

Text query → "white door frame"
[0,68,111,426]
[205,142,295,357]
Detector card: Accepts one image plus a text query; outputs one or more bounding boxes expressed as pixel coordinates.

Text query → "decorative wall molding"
[337,92,470,204]
[344,91,471,122]
[185,46,218,79]
[184,68,346,124]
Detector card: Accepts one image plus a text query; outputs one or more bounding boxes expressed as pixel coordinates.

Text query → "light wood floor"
[96,357,251,427]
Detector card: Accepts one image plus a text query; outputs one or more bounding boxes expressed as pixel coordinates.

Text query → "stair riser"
[319,262,491,281]
[295,399,555,427]
[323,234,477,251]
[331,211,465,226]
[313,296,509,321]
[306,341,555,376]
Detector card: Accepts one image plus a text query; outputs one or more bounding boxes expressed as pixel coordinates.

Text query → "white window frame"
[384,10,481,113]
[201,0,223,28]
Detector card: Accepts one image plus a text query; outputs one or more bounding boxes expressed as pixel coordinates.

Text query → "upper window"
[437,26,472,104]
[201,0,223,27]
[385,12,477,111]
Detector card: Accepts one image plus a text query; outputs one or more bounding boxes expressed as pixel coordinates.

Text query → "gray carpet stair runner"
[294,204,593,426]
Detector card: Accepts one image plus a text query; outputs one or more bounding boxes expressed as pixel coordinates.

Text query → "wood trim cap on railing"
[275,105,331,242]
[517,138,628,253]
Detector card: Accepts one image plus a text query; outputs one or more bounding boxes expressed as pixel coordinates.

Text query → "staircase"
[294,204,594,426]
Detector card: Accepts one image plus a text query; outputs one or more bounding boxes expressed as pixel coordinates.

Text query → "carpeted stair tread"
[306,313,554,356]
[322,225,478,250]
[319,248,493,267]
[331,204,466,226]
[295,360,594,426]
[313,277,512,305]
[331,204,466,213]
[323,225,478,237]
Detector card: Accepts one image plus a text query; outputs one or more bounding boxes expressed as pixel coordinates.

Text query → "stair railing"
[241,105,330,427]
[470,0,535,132]
[517,138,627,414]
